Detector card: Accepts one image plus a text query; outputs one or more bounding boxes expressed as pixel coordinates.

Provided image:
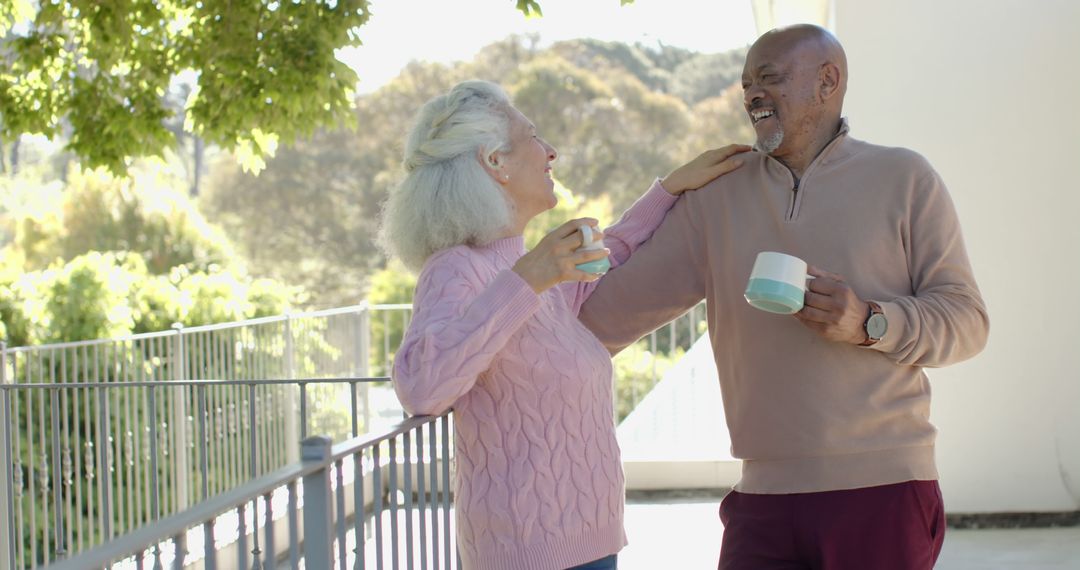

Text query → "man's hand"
[660,144,752,195]
[794,266,869,345]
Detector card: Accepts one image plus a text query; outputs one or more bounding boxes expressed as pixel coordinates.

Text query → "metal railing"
[0,303,414,569]
[0,376,399,570]
[2,299,705,568]
[41,411,456,570]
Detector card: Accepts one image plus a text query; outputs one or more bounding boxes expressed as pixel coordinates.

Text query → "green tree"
[463,34,543,84]
[366,260,417,307]
[525,179,614,248]
[549,38,688,94]
[669,48,749,105]
[0,263,34,346]
[2,162,233,274]
[0,160,300,345]
[365,260,417,375]
[511,54,692,210]
[129,273,185,333]
[0,1,634,175]
[199,36,750,307]
[0,251,297,345]
[200,58,466,307]
[40,251,138,343]
[0,0,372,174]
[612,343,681,422]
[686,84,756,153]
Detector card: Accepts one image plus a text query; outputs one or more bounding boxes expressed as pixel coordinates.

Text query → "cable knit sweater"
[392,181,677,570]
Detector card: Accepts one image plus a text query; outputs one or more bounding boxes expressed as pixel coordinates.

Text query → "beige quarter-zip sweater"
[579,120,989,494]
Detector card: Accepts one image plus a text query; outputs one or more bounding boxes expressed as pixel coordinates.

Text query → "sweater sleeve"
[392,250,541,416]
[561,178,679,314]
[869,169,990,367]
[577,193,707,354]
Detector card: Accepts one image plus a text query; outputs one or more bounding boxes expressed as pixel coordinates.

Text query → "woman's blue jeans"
[566,554,617,570]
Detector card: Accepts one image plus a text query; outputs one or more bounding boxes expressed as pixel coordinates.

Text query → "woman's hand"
[513,218,610,294]
[660,144,753,195]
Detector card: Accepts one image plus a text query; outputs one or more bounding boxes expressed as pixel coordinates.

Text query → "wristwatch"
[860,301,888,347]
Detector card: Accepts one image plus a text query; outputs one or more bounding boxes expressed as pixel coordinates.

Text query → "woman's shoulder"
[418,245,497,288]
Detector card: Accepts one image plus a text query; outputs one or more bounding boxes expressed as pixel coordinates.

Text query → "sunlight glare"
[337,0,757,93]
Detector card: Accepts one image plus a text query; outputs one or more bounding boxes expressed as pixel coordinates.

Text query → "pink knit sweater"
[392,181,677,570]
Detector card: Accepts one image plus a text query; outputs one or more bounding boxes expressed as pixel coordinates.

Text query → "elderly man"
[579,24,989,569]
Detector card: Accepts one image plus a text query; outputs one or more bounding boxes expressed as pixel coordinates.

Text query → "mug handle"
[803,274,816,291]
[579,224,597,248]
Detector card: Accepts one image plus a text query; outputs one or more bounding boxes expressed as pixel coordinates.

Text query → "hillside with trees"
[201,35,753,307]
[2,32,753,343]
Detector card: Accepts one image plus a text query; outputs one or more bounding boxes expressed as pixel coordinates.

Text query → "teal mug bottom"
[744,278,804,314]
[576,257,611,275]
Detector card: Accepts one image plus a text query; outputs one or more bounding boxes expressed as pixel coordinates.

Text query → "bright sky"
[337,0,759,93]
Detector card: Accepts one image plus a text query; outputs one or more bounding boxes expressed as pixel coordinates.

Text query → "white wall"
[832,0,1080,513]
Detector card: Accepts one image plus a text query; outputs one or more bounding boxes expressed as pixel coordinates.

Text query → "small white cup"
[744,251,813,314]
[575,225,611,275]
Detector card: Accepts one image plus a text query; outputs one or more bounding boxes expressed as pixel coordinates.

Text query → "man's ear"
[478,149,507,184]
[819,62,841,101]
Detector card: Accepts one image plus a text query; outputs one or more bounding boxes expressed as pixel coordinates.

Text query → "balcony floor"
[621,498,1080,569]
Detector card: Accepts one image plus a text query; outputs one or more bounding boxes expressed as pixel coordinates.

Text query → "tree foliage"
[0,0,372,174]
[4,26,753,310]
[0,249,296,346]
[0,1,636,175]
[524,180,613,249]
[0,162,298,346]
[2,163,233,274]
[549,38,693,93]
[512,54,692,206]
[201,34,754,306]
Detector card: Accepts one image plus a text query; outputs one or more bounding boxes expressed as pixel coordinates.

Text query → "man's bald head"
[741,24,848,171]
[753,24,848,102]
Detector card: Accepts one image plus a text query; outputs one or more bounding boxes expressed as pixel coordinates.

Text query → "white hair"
[378,80,515,272]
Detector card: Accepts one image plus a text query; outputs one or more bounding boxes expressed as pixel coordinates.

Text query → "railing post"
[1,342,13,570]
[355,306,372,434]
[284,315,299,464]
[171,325,190,512]
[300,436,333,570]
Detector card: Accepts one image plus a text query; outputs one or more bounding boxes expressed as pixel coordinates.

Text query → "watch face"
[867,313,888,339]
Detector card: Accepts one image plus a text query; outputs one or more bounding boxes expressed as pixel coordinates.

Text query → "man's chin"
[757,131,784,154]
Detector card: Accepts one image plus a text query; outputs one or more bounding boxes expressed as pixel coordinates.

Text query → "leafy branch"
[0,0,635,175]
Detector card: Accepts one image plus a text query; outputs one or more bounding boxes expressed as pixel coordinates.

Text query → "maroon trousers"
[718,480,945,570]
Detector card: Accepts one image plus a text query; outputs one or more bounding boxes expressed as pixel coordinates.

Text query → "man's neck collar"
[768,117,849,180]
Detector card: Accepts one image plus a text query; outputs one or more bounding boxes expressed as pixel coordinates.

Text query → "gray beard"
[758,128,784,154]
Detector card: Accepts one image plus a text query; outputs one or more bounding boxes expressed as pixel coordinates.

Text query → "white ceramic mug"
[574,224,611,275]
[743,251,813,314]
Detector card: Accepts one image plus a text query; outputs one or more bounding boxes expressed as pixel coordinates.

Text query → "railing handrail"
[40,412,448,570]
[329,412,447,462]
[0,376,391,391]
[2,329,177,352]
[0,302,416,354]
[43,461,313,570]
[177,303,373,334]
[369,303,411,310]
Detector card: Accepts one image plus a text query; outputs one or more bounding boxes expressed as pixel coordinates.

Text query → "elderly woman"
[380,80,748,570]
